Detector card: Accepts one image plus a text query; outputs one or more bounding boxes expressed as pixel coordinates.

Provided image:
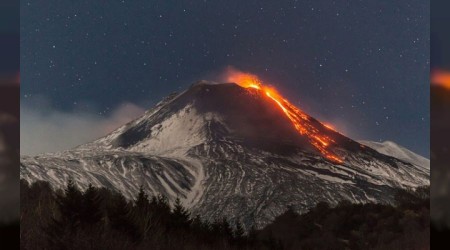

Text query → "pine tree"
[234,220,245,239]
[57,179,83,230]
[153,194,171,225]
[149,195,158,207]
[172,197,191,227]
[156,194,170,211]
[135,186,149,210]
[81,184,103,224]
[131,186,154,239]
[107,192,138,240]
[46,179,83,249]
[219,217,233,238]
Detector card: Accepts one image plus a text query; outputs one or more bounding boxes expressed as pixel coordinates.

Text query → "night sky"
[21,1,429,156]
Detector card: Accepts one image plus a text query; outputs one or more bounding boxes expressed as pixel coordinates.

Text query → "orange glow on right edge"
[432,69,450,89]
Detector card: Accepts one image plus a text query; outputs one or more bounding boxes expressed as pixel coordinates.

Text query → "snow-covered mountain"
[20,82,429,228]
[358,140,430,170]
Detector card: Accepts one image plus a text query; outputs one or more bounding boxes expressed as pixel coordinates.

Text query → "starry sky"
[21,0,429,156]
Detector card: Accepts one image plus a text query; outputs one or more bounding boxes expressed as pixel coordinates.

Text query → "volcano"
[20,80,429,228]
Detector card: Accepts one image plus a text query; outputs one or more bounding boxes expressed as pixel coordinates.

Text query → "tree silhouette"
[81,184,103,225]
[21,180,431,250]
[219,217,233,238]
[57,179,83,230]
[172,197,191,228]
[130,186,154,239]
[234,220,245,239]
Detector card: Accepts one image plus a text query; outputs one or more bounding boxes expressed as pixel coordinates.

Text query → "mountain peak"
[81,81,362,161]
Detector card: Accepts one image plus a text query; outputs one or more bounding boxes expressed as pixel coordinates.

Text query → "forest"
[20,180,430,250]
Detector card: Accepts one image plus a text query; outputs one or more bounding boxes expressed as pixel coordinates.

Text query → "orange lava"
[227,71,344,164]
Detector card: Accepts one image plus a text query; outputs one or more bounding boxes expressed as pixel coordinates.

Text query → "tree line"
[20,180,252,250]
[20,180,430,250]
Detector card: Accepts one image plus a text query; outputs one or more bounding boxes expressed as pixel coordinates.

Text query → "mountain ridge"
[358,140,429,170]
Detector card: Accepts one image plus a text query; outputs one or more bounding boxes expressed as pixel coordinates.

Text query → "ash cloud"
[21,98,145,156]
[199,66,259,85]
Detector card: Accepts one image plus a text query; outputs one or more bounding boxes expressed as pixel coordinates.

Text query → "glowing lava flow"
[227,72,344,164]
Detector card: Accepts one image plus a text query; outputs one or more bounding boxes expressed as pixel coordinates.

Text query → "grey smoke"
[21,99,145,156]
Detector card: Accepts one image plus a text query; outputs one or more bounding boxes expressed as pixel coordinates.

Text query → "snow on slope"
[21,151,204,208]
[359,140,429,170]
[20,137,430,229]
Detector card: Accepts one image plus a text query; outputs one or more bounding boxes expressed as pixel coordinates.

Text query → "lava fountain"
[226,71,344,164]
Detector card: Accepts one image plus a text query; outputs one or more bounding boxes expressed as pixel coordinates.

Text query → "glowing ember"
[227,71,344,164]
